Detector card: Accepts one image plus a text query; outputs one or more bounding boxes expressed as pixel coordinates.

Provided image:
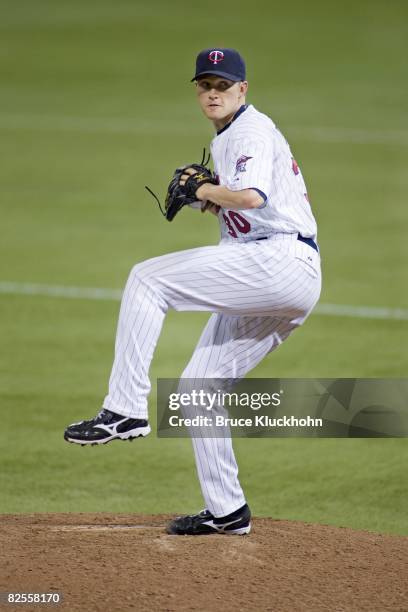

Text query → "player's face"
[196,76,248,130]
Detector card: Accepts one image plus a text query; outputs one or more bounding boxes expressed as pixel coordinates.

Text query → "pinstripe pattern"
[102,102,321,518]
[102,234,321,516]
[211,105,318,243]
[179,314,298,517]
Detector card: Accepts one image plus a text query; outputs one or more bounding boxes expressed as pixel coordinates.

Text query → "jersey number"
[292,157,311,206]
[222,211,251,238]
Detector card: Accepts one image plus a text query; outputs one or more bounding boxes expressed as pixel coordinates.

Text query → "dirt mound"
[0,514,407,611]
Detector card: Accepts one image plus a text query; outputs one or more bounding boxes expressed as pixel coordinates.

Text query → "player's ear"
[240,81,248,96]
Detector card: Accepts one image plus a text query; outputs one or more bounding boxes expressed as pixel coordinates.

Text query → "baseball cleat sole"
[64,425,151,446]
[223,524,251,535]
[166,523,251,536]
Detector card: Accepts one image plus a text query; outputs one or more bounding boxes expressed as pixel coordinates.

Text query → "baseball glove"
[145,150,216,222]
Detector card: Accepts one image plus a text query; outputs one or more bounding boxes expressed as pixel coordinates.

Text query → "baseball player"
[64,48,321,536]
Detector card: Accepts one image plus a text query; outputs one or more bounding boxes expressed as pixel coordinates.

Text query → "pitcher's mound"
[1,514,407,611]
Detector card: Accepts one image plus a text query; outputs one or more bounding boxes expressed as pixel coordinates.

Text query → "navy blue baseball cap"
[191,48,246,82]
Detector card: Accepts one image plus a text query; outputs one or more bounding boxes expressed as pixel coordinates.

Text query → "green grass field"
[1,0,407,534]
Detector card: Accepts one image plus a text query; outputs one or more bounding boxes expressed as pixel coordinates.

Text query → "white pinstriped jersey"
[210,104,317,243]
[103,100,322,520]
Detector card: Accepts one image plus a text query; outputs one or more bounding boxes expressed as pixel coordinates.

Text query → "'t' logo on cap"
[208,50,224,65]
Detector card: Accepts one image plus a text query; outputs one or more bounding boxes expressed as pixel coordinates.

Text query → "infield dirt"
[0,514,407,612]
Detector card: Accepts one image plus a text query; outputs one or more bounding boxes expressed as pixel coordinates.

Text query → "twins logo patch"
[235,155,253,175]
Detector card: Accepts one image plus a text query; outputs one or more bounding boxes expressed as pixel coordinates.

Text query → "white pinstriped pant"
[103,233,321,517]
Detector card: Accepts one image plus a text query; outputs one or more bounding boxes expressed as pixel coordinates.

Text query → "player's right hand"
[201,201,220,216]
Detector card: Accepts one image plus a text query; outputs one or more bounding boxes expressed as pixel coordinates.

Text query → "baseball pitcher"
[64,48,322,536]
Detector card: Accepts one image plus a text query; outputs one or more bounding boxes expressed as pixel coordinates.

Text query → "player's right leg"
[63,250,171,444]
[64,247,209,445]
[64,236,320,445]
[65,244,240,445]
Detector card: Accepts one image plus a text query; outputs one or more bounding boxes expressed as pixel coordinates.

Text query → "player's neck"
[213,101,247,133]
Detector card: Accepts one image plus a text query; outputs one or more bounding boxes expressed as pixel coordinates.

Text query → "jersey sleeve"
[226,131,274,200]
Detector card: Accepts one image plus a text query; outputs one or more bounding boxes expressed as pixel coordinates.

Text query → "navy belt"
[297,234,318,252]
[257,233,318,253]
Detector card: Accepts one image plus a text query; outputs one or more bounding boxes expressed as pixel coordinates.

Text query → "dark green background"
[0,0,407,533]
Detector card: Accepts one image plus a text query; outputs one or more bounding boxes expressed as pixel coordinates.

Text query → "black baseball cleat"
[166,503,251,536]
[64,408,151,445]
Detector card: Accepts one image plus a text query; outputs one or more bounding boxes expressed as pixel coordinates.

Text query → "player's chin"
[204,105,224,119]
